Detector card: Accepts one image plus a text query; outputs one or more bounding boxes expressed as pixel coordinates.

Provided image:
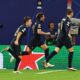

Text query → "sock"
[44,48,49,61]
[14,58,21,71]
[8,48,21,71]
[68,52,74,68]
[46,51,57,63]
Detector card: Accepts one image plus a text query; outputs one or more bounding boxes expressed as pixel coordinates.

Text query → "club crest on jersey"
[67,22,70,27]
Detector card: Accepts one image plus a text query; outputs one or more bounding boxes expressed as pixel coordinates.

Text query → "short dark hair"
[67,9,73,15]
[36,12,44,20]
[48,22,54,28]
[24,16,31,23]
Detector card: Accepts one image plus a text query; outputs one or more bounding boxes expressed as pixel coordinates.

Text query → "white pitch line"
[36,70,66,74]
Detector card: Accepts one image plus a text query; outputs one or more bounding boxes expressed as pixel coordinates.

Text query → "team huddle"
[2,9,78,73]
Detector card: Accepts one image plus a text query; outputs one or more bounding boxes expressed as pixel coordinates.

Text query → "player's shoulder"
[35,21,41,28]
[19,24,24,28]
[19,24,26,29]
[19,24,27,32]
[35,21,41,25]
[62,18,66,22]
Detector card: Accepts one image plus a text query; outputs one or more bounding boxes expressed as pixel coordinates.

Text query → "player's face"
[50,23,54,29]
[26,19,32,27]
[70,12,73,18]
[41,15,45,22]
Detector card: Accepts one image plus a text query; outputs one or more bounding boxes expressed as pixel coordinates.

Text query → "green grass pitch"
[0,69,80,80]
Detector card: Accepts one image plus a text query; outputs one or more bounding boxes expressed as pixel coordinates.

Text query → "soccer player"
[2,12,54,72]
[21,12,54,67]
[45,22,57,45]
[2,16,32,73]
[43,9,77,71]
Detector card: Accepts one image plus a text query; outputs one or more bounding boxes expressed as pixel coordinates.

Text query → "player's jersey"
[12,24,28,44]
[32,20,42,40]
[57,17,72,40]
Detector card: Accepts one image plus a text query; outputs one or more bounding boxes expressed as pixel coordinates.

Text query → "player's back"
[57,17,71,40]
[32,20,42,39]
[12,24,27,43]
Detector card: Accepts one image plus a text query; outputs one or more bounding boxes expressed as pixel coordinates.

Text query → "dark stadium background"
[0,0,80,45]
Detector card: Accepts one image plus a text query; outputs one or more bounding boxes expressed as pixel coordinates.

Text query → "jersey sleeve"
[63,18,71,34]
[19,27,26,33]
[37,24,42,29]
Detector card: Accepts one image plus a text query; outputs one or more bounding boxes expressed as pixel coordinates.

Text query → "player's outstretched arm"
[37,28,50,35]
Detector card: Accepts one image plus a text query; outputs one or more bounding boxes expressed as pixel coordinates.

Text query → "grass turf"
[0,69,80,80]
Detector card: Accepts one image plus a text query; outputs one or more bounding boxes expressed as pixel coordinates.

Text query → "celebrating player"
[43,9,77,71]
[21,12,54,67]
[2,16,32,73]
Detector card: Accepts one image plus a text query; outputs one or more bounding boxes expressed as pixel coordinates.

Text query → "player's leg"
[1,46,20,63]
[1,47,10,52]
[66,40,77,71]
[68,47,73,68]
[43,47,61,68]
[40,44,49,61]
[21,46,32,55]
[7,43,21,73]
[68,47,77,71]
[43,40,62,68]
[46,39,63,63]
[12,44,21,72]
[40,44,54,67]
[21,39,36,55]
[46,47,60,63]
[3,44,21,73]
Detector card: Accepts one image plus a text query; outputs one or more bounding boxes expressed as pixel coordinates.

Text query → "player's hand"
[68,34,72,40]
[14,40,19,45]
[51,35,55,38]
[47,32,51,35]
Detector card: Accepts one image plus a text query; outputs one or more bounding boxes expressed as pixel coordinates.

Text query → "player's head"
[48,22,55,30]
[24,16,32,27]
[36,12,45,22]
[67,9,73,18]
